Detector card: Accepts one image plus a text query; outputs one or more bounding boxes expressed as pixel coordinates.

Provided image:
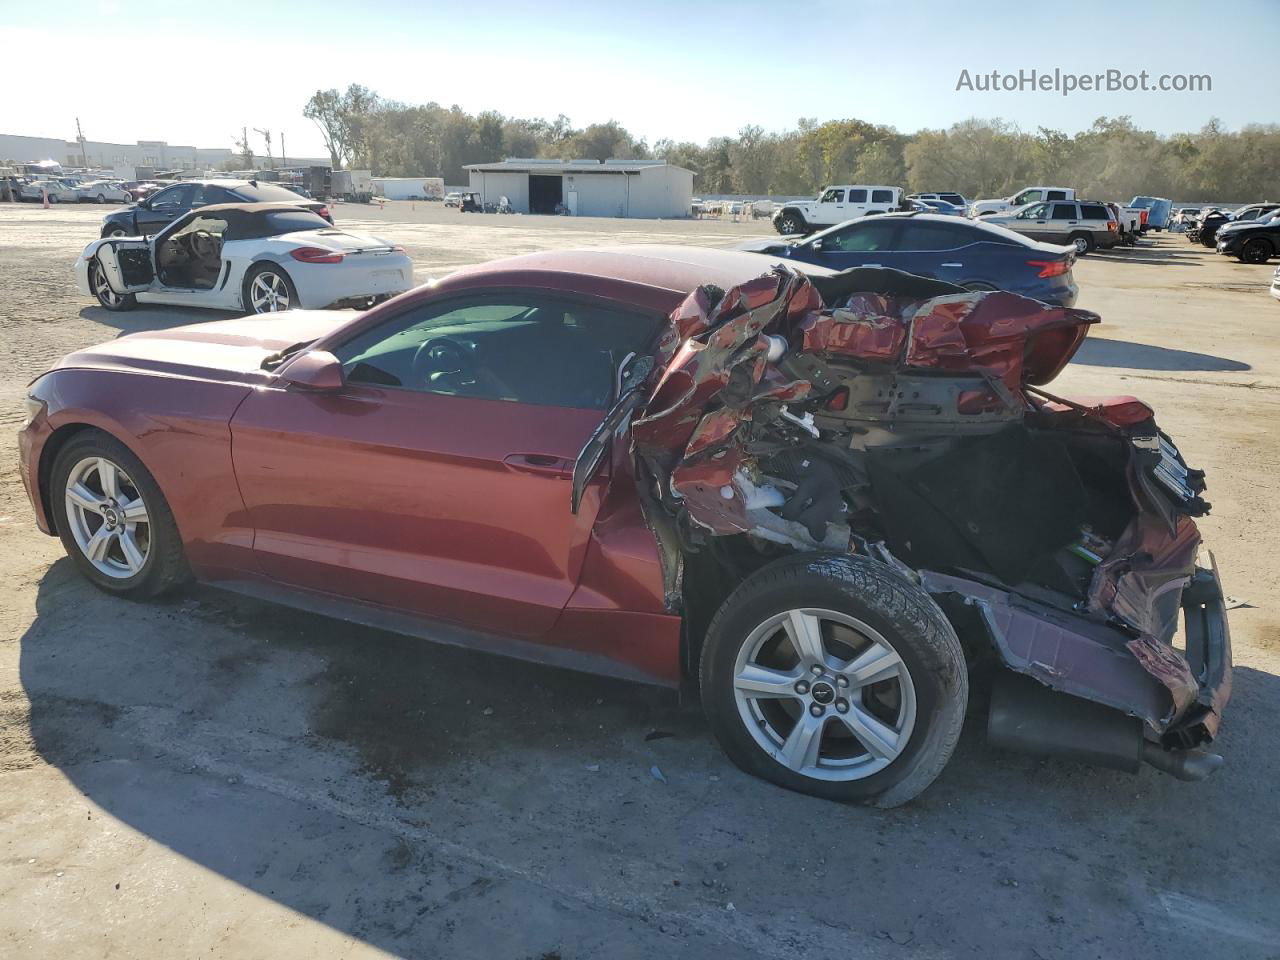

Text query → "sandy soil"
[0,201,1277,959]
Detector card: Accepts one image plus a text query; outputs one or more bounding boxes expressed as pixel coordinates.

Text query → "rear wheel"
[88,256,136,311]
[96,193,106,203]
[51,431,189,598]
[1240,238,1274,264]
[244,263,299,314]
[700,553,967,807]
[1068,232,1095,255]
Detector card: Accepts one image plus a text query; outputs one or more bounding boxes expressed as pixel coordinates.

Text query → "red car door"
[229,291,660,640]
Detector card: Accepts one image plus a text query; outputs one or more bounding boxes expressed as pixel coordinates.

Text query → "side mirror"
[279,350,344,391]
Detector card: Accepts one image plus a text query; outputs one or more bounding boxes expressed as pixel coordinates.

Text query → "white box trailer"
[372,177,445,201]
[331,169,373,203]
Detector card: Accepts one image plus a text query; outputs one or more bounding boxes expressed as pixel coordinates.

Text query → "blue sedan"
[744,212,1079,306]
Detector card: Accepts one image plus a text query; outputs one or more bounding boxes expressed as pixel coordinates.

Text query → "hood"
[51,310,356,384]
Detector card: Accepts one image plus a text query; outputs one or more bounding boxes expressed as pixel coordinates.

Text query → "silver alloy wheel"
[108,227,127,238]
[1072,236,1090,254]
[733,608,917,782]
[90,258,123,309]
[63,456,150,579]
[249,270,290,313]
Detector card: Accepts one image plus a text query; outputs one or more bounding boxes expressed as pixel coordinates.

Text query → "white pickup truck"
[772,185,903,235]
[970,186,1076,218]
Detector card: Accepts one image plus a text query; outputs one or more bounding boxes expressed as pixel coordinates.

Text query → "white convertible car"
[78,202,415,314]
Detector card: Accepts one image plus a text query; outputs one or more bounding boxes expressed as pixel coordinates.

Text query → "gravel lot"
[1,201,1277,960]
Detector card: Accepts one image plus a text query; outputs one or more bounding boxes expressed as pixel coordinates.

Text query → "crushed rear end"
[626,266,1230,780]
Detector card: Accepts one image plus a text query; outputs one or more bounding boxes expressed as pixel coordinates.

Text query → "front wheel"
[1240,238,1274,264]
[88,256,136,311]
[775,213,806,235]
[244,263,299,314]
[51,430,189,598]
[700,553,968,807]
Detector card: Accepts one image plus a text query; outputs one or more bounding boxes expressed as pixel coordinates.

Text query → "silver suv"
[983,200,1120,254]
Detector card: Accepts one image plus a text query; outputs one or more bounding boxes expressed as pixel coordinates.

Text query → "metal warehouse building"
[464,158,694,218]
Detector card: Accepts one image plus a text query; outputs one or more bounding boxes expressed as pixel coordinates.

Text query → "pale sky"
[4,0,1275,158]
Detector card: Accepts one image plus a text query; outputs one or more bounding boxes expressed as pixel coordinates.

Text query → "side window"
[1080,205,1110,220]
[820,220,901,251]
[334,295,660,410]
[204,185,240,204]
[1051,203,1078,219]
[820,188,845,203]
[150,184,195,211]
[1046,190,1067,201]
[870,189,894,204]
[846,189,867,203]
[1018,203,1049,219]
[897,222,969,251]
[1015,190,1042,204]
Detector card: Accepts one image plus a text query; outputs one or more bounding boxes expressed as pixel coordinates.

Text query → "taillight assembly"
[290,246,343,264]
[1027,258,1070,278]
[1107,220,1117,231]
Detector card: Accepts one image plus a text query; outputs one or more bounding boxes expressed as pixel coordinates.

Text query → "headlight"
[22,395,44,427]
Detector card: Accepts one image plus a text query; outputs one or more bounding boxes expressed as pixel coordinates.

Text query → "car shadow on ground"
[79,304,242,336]
[1073,337,1251,372]
[17,560,1280,957]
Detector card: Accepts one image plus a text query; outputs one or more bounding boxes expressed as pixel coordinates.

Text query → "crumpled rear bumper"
[922,549,1231,748]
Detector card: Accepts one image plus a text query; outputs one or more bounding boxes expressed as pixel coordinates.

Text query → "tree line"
[304,85,1279,201]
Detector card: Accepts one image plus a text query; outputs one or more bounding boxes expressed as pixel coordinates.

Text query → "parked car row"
[4,175,138,204]
[1183,203,1280,262]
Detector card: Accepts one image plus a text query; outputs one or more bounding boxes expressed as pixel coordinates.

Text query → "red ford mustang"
[18,246,1231,805]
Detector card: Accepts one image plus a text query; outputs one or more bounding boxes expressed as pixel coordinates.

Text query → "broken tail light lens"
[1027,258,1071,278]
[290,247,344,264]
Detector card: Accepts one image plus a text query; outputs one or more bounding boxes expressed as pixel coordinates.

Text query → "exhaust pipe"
[988,673,1143,772]
[1140,742,1224,782]
[988,673,1224,780]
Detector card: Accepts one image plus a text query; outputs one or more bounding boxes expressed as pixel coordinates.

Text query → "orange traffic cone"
[42,188,49,209]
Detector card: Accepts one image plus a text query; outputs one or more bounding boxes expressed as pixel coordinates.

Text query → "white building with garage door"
[463,158,694,218]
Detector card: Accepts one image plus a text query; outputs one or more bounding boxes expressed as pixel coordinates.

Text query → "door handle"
[862,263,883,267]
[504,453,571,478]
[940,262,963,267]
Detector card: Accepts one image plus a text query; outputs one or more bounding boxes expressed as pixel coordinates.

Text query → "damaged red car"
[18,246,1231,805]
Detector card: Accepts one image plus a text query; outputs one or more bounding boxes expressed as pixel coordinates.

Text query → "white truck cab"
[773,185,902,235]
[971,186,1075,218]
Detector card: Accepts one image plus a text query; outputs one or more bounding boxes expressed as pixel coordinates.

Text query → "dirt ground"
[0,200,1277,960]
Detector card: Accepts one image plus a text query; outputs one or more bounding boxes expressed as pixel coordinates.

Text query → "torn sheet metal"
[627,264,1228,740]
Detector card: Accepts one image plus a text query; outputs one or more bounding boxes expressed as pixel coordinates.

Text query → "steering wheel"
[410,335,478,388]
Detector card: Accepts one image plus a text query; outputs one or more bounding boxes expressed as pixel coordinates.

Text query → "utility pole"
[76,117,88,169]
[254,128,273,170]
[280,132,286,169]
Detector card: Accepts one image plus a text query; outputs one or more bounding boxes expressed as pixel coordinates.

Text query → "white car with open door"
[77,202,415,315]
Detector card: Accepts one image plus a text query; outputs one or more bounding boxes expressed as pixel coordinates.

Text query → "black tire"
[1240,238,1274,264]
[243,262,299,314]
[50,430,189,599]
[87,256,137,311]
[96,193,106,204]
[775,212,807,236]
[1068,232,1095,255]
[101,223,130,239]
[699,553,968,807]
